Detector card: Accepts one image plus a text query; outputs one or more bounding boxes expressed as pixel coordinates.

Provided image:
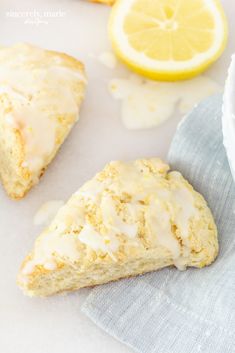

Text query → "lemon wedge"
[109,0,228,80]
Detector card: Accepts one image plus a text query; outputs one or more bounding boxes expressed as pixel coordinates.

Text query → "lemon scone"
[0,43,86,199]
[18,158,218,297]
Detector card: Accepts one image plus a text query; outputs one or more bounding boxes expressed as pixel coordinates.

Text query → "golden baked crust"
[89,0,115,5]
[17,158,218,297]
[0,43,86,199]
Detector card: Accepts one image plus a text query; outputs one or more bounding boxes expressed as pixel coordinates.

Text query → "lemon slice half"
[109,0,228,80]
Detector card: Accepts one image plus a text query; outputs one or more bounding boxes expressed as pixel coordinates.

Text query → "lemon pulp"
[109,0,228,80]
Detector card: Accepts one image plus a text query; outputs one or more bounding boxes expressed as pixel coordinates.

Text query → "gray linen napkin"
[82,94,235,353]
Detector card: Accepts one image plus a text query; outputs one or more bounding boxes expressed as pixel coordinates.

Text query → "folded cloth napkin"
[82,94,235,353]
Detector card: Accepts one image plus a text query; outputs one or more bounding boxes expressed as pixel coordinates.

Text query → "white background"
[0,1,234,352]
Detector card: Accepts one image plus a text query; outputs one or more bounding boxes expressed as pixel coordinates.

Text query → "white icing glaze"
[146,199,181,259]
[79,224,119,259]
[90,161,197,260]
[33,200,64,226]
[107,159,167,197]
[108,161,197,259]
[21,231,80,278]
[76,179,104,201]
[173,257,187,271]
[52,202,85,231]
[172,187,198,238]
[146,184,197,260]
[22,260,36,275]
[98,51,117,69]
[100,195,138,238]
[48,66,87,84]
[0,85,28,101]
[6,109,56,173]
[35,232,80,264]
[43,261,57,271]
[109,74,221,130]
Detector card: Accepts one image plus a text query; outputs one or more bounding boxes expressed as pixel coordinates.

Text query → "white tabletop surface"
[0,1,234,352]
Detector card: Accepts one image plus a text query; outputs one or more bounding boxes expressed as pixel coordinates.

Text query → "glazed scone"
[0,43,86,199]
[18,158,218,297]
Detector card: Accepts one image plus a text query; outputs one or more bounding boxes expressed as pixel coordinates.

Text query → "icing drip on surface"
[109,74,221,130]
[98,51,117,69]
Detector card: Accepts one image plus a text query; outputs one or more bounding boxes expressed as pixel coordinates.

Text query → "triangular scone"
[18,158,218,297]
[0,43,86,199]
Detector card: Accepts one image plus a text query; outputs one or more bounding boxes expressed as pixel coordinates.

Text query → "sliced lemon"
[109,0,228,80]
